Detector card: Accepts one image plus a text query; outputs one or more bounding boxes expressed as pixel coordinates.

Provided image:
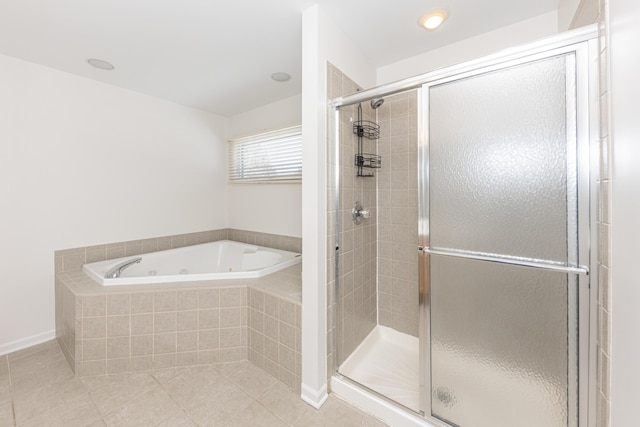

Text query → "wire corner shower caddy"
[353,104,381,177]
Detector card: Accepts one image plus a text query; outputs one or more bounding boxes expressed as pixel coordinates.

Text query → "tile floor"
[0,340,388,426]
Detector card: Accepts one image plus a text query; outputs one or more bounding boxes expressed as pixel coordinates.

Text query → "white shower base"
[339,325,420,412]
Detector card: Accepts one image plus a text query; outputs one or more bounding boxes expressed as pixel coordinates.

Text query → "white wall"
[0,54,228,354]
[227,95,302,237]
[300,3,376,407]
[609,0,640,423]
[376,11,558,85]
[558,0,584,30]
[228,94,302,137]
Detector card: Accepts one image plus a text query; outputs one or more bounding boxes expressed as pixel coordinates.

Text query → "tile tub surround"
[55,229,302,393]
[1,340,389,426]
[229,229,302,254]
[248,287,302,393]
[54,228,301,275]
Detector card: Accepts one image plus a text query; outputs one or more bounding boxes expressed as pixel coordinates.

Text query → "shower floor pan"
[339,325,420,412]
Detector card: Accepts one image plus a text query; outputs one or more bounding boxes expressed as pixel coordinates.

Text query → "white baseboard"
[300,382,329,409]
[0,330,56,356]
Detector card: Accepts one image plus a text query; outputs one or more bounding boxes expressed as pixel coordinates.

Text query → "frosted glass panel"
[429,55,575,262]
[430,256,576,427]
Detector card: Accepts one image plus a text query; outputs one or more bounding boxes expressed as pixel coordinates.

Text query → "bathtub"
[82,240,301,286]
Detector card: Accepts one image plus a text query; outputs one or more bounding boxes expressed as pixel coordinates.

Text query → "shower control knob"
[352,201,371,225]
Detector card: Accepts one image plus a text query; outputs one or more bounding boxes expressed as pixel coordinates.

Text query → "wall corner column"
[300,4,329,409]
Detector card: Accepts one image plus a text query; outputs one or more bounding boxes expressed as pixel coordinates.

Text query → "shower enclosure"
[329,28,598,427]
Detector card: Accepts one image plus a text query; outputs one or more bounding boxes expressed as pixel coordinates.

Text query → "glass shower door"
[422,51,589,427]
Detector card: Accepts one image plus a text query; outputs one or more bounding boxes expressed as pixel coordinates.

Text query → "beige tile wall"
[248,288,302,393]
[327,63,379,371]
[55,278,78,369]
[55,229,229,274]
[229,229,302,254]
[326,66,421,377]
[375,91,419,337]
[55,228,302,393]
[60,283,249,376]
[57,276,301,392]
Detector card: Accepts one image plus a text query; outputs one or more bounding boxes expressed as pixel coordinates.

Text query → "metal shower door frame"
[417,40,597,426]
[329,25,599,427]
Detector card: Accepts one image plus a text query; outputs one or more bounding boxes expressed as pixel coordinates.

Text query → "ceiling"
[0,0,559,117]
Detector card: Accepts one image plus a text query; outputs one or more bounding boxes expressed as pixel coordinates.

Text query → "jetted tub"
[83,240,301,286]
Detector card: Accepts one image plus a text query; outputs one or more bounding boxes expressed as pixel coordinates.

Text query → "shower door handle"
[418,246,589,275]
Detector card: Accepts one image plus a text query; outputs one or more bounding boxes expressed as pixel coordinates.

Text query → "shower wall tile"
[376,90,419,338]
[327,62,385,374]
[338,77,377,366]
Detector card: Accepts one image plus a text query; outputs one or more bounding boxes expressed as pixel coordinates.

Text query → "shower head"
[370,97,384,109]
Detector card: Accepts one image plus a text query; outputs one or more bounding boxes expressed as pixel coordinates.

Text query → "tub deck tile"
[56,258,302,398]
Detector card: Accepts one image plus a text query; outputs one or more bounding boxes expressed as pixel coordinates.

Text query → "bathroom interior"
[1,0,639,426]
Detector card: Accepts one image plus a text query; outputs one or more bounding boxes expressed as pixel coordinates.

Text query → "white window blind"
[228,125,302,182]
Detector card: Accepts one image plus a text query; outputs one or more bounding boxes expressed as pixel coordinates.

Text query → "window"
[228,125,302,182]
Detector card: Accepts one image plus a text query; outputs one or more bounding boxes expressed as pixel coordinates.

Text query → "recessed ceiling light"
[419,9,448,31]
[271,72,291,82]
[87,58,115,70]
